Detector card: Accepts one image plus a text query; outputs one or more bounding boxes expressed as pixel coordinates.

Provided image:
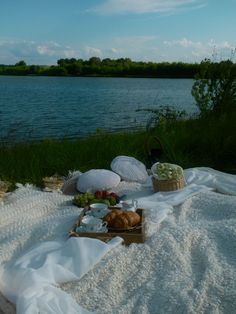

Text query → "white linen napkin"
[0,236,122,314]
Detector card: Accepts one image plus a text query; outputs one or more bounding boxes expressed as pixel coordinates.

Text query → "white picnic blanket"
[0,167,236,313]
[61,190,236,314]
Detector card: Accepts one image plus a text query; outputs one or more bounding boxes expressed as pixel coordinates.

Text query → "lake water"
[0,76,197,142]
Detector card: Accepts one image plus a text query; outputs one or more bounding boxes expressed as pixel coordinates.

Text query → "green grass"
[149,110,236,174]
[0,110,236,188]
[0,132,148,186]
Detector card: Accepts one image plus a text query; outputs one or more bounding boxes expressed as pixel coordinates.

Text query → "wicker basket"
[42,175,64,191]
[152,175,185,192]
[151,162,185,192]
[0,180,10,200]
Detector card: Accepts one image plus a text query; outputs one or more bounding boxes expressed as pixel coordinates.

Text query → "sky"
[0,0,235,65]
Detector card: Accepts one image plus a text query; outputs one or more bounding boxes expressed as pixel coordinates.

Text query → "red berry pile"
[94,190,120,206]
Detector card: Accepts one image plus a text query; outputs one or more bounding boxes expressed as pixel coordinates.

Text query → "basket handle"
[145,135,164,161]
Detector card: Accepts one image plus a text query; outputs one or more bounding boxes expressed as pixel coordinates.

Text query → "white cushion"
[110,156,148,183]
[76,169,120,193]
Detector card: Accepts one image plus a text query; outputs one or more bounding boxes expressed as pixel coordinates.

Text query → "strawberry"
[102,190,108,198]
[94,190,103,199]
[109,192,117,198]
[109,192,119,203]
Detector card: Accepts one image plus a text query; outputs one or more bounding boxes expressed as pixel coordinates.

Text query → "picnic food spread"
[73,193,141,232]
[71,187,144,244]
[73,190,120,207]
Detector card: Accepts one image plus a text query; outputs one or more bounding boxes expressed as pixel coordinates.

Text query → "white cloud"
[164,37,235,51]
[63,48,78,58]
[1,36,234,65]
[163,37,235,61]
[37,45,53,56]
[207,39,233,50]
[89,0,207,15]
[108,35,160,60]
[164,38,202,48]
[0,39,78,64]
[110,47,119,54]
[0,39,121,64]
[83,46,102,58]
[105,47,120,55]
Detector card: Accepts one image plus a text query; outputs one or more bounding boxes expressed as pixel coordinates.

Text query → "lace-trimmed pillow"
[76,169,121,193]
[111,156,148,183]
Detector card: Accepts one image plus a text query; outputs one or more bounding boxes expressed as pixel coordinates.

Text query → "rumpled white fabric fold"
[184,167,236,195]
[0,237,122,314]
[129,167,236,236]
[136,183,213,237]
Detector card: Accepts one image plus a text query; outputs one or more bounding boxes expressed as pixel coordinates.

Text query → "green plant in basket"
[154,163,183,180]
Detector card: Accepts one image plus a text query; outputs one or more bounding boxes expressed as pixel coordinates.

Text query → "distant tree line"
[0,58,199,78]
[0,57,236,78]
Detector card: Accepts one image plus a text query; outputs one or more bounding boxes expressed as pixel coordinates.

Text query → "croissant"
[113,214,129,229]
[113,211,141,229]
[103,209,122,227]
[124,211,140,226]
[111,209,123,216]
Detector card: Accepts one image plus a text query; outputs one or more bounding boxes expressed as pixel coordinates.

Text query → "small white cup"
[81,216,107,232]
[75,225,87,233]
[89,203,109,218]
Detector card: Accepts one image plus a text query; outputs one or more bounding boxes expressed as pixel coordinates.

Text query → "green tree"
[15,60,27,66]
[88,57,101,65]
[41,66,68,76]
[192,59,236,115]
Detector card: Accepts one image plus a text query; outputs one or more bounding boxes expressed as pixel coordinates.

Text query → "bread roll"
[113,214,129,229]
[113,211,140,229]
[103,209,122,227]
[111,209,123,215]
[103,209,141,229]
[123,211,140,226]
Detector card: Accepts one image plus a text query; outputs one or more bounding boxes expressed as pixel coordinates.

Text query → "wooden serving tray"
[69,208,146,245]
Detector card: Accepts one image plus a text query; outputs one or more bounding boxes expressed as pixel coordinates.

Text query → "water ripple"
[0,76,197,142]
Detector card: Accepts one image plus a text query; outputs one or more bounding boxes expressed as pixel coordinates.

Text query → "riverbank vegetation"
[1,58,235,79]
[0,58,201,78]
[0,109,235,188]
[0,59,235,187]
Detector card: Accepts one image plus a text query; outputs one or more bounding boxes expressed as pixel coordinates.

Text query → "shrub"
[191,59,236,116]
